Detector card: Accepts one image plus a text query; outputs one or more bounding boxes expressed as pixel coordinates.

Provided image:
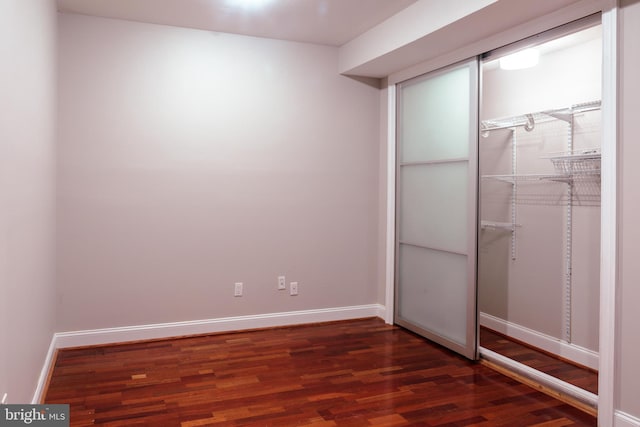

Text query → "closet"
[478,22,602,402]
[394,17,603,411]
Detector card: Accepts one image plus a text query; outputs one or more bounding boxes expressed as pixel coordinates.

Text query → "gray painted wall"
[56,13,382,331]
[0,0,57,404]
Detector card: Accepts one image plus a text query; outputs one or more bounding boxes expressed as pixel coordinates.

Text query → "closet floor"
[480,327,598,395]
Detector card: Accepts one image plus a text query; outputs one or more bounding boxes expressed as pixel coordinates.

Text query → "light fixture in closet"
[499,48,539,70]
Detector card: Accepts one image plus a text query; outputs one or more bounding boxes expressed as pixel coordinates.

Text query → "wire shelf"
[483,148,601,185]
[482,174,573,184]
[546,149,601,175]
[480,221,520,232]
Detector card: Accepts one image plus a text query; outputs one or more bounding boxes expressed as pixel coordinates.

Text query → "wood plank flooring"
[44,318,596,426]
[480,327,598,395]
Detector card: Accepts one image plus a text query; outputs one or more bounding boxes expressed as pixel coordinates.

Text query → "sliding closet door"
[395,59,479,360]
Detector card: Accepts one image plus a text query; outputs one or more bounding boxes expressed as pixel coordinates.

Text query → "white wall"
[56,13,382,332]
[618,0,640,419]
[0,0,57,403]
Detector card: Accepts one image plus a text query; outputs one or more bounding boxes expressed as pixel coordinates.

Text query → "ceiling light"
[228,0,272,9]
[499,48,539,70]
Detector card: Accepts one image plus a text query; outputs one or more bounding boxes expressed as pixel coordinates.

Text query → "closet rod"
[481,100,601,134]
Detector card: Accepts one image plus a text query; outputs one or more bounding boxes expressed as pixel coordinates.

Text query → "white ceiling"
[56,0,418,47]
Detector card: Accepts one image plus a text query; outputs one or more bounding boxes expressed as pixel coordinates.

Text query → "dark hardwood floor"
[480,327,598,395]
[44,318,596,426]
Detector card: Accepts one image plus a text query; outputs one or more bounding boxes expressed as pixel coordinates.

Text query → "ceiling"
[56,0,418,47]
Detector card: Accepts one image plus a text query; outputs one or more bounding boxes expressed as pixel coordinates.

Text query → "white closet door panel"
[395,58,479,360]
[399,163,468,254]
[397,244,468,345]
[399,66,471,163]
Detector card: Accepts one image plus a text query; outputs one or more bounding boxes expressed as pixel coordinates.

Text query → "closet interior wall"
[478,26,602,363]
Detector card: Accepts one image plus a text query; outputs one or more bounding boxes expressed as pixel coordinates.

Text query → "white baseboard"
[480,312,599,370]
[32,335,58,404]
[54,304,386,349]
[615,411,640,427]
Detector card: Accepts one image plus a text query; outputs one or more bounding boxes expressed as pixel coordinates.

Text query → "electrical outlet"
[278,276,286,290]
[234,282,243,297]
[290,282,298,296]
[1,392,7,404]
